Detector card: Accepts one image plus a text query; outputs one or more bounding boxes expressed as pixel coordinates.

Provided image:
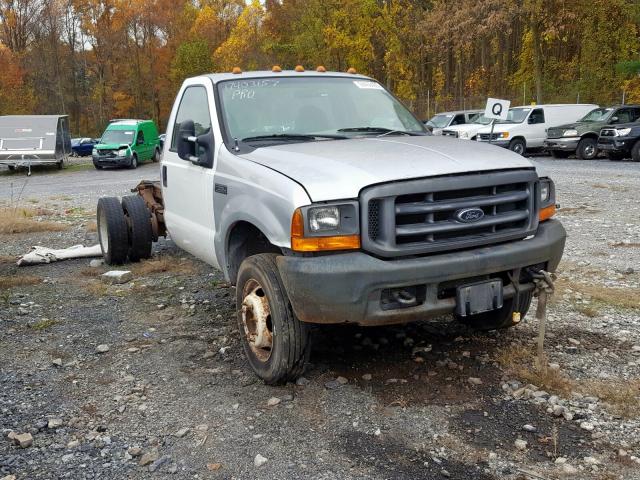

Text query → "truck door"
[162,81,219,268]
[527,108,546,147]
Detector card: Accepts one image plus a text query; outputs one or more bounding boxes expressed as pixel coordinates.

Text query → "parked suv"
[598,121,640,161]
[425,110,481,135]
[93,119,160,169]
[96,70,565,384]
[545,106,640,159]
[442,113,493,140]
[476,104,597,155]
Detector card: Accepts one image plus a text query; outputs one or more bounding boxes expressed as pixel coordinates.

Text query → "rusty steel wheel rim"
[241,279,273,362]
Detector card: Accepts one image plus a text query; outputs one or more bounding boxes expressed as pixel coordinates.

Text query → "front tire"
[508,138,526,155]
[236,254,311,384]
[129,154,138,169]
[456,290,533,331]
[97,197,129,265]
[576,137,597,160]
[631,141,640,162]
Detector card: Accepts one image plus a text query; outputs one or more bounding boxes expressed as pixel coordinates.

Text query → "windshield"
[426,114,453,128]
[469,113,493,125]
[218,77,425,142]
[579,108,614,122]
[499,108,530,124]
[100,129,135,145]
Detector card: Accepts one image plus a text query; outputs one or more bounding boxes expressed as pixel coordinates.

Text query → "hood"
[477,122,526,134]
[240,136,533,201]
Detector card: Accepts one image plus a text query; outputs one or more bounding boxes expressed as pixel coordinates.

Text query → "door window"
[171,86,212,151]
[451,114,466,125]
[137,129,145,145]
[615,108,633,123]
[529,109,545,124]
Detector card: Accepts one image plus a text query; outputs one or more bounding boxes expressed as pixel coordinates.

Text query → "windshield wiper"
[337,127,423,136]
[241,133,347,142]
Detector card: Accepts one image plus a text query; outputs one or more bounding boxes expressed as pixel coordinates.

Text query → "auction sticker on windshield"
[353,80,384,90]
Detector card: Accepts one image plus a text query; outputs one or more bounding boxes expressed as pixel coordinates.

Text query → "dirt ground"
[1,158,640,479]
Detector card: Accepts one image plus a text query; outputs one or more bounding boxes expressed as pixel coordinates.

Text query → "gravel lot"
[1,157,639,479]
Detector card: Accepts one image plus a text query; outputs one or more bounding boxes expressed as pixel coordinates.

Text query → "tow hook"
[528,268,556,369]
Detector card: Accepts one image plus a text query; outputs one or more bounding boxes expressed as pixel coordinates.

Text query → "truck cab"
[98,69,566,384]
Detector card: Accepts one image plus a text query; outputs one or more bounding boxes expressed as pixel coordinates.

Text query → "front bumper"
[597,138,635,153]
[277,220,566,326]
[544,137,579,150]
[93,154,130,166]
[477,138,510,148]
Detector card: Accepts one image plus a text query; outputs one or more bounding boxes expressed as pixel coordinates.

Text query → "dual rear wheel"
[97,195,153,264]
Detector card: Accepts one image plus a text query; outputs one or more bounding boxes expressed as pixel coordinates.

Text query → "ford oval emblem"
[455,207,485,223]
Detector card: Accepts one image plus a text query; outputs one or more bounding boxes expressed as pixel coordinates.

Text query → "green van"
[93,119,161,169]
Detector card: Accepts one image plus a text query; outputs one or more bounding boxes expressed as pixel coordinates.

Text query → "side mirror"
[527,117,535,124]
[610,116,619,124]
[177,120,214,168]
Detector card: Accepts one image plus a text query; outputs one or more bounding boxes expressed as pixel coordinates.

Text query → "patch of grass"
[79,267,104,277]
[578,380,640,419]
[497,345,640,419]
[29,318,59,330]
[0,207,66,234]
[27,198,39,204]
[0,275,42,289]
[131,257,196,276]
[573,303,600,318]
[556,278,640,310]
[496,344,575,397]
[85,220,97,233]
[0,254,16,265]
[85,281,108,296]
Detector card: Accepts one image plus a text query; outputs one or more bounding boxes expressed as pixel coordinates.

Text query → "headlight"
[499,132,509,139]
[92,148,97,155]
[539,178,556,222]
[117,148,128,156]
[291,202,360,252]
[459,131,469,139]
[563,129,578,137]
[309,206,340,232]
[616,128,632,136]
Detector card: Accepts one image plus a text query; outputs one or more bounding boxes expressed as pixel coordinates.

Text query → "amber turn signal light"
[539,204,556,222]
[291,208,360,252]
[294,65,305,72]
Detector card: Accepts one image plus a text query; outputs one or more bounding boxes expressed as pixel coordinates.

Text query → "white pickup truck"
[96,69,566,384]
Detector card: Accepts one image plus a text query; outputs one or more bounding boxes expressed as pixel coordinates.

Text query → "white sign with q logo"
[484,98,511,121]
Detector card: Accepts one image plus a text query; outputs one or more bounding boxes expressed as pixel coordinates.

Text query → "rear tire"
[456,290,533,331]
[121,195,153,262]
[508,138,526,155]
[606,151,626,161]
[550,150,570,159]
[631,141,640,162]
[97,197,129,265]
[576,137,597,160]
[236,253,311,384]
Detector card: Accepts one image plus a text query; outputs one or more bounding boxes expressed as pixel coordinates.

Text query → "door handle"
[162,165,167,187]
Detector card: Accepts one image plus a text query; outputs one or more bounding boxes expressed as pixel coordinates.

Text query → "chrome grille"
[479,133,500,141]
[442,130,458,138]
[361,170,539,257]
[546,128,564,139]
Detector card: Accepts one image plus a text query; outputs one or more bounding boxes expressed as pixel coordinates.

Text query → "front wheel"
[236,254,311,384]
[576,137,597,160]
[631,141,640,162]
[129,154,138,169]
[456,290,533,331]
[508,138,526,155]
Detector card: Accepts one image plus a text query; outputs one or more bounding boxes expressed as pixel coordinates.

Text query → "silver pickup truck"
[96,69,566,384]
